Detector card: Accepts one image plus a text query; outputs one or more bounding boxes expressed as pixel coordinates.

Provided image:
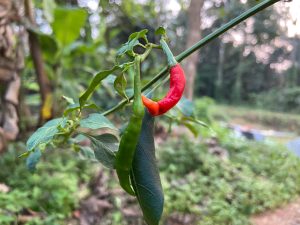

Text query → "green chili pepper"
[115,56,144,195]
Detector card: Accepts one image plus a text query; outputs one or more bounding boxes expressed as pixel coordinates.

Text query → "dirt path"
[251,198,300,225]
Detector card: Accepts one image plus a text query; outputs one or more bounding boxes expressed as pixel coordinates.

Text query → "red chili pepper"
[142,39,186,116]
[142,64,185,116]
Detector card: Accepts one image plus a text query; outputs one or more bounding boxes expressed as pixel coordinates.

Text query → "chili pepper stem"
[133,56,144,117]
[160,39,177,67]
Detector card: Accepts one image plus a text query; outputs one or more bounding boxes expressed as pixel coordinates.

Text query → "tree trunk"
[232,51,243,103]
[0,0,24,152]
[183,0,205,100]
[24,0,53,124]
[289,38,300,87]
[215,0,230,101]
[215,41,225,100]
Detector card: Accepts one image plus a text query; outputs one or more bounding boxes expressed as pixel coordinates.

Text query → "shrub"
[159,132,300,225]
[251,87,300,113]
[0,142,95,224]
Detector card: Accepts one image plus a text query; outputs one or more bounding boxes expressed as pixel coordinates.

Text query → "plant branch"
[102,0,280,116]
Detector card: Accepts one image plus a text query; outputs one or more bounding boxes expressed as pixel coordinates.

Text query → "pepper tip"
[142,95,160,116]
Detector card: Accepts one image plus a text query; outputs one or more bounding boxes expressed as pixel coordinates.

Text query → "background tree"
[183,0,205,100]
[0,0,24,151]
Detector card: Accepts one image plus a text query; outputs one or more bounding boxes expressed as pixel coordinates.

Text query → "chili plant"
[21,0,281,224]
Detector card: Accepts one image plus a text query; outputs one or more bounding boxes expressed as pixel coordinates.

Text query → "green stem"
[160,39,177,67]
[102,0,280,116]
[133,56,144,116]
[140,45,153,61]
[138,43,146,48]
[148,43,161,49]
[133,56,142,101]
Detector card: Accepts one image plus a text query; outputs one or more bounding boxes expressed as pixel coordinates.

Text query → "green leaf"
[39,33,58,58]
[79,113,116,131]
[28,28,58,59]
[155,26,166,36]
[26,118,66,151]
[63,41,97,55]
[18,151,31,158]
[117,29,148,57]
[43,0,56,22]
[52,7,88,47]
[128,29,148,42]
[117,39,139,57]
[79,146,96,161]
[63,103,100,116]
[114,73,128,101]
[176,97,194,117]
[130,110,164,225]
[62,95,75,105]
[79,66,121,107]
[182,121,199,137]
[26,149,42,172]
[87,134,119,168]
[183,117,209,129]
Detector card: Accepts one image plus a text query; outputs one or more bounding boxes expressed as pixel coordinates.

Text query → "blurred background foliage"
[21,0,300,119]
[1,0,300,224]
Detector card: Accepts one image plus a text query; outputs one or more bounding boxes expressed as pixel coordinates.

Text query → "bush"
[2,125,300,225]
[251,87,300,113]
[194,97,215,122]
[0,142,95,225]
[159,131,300,225]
